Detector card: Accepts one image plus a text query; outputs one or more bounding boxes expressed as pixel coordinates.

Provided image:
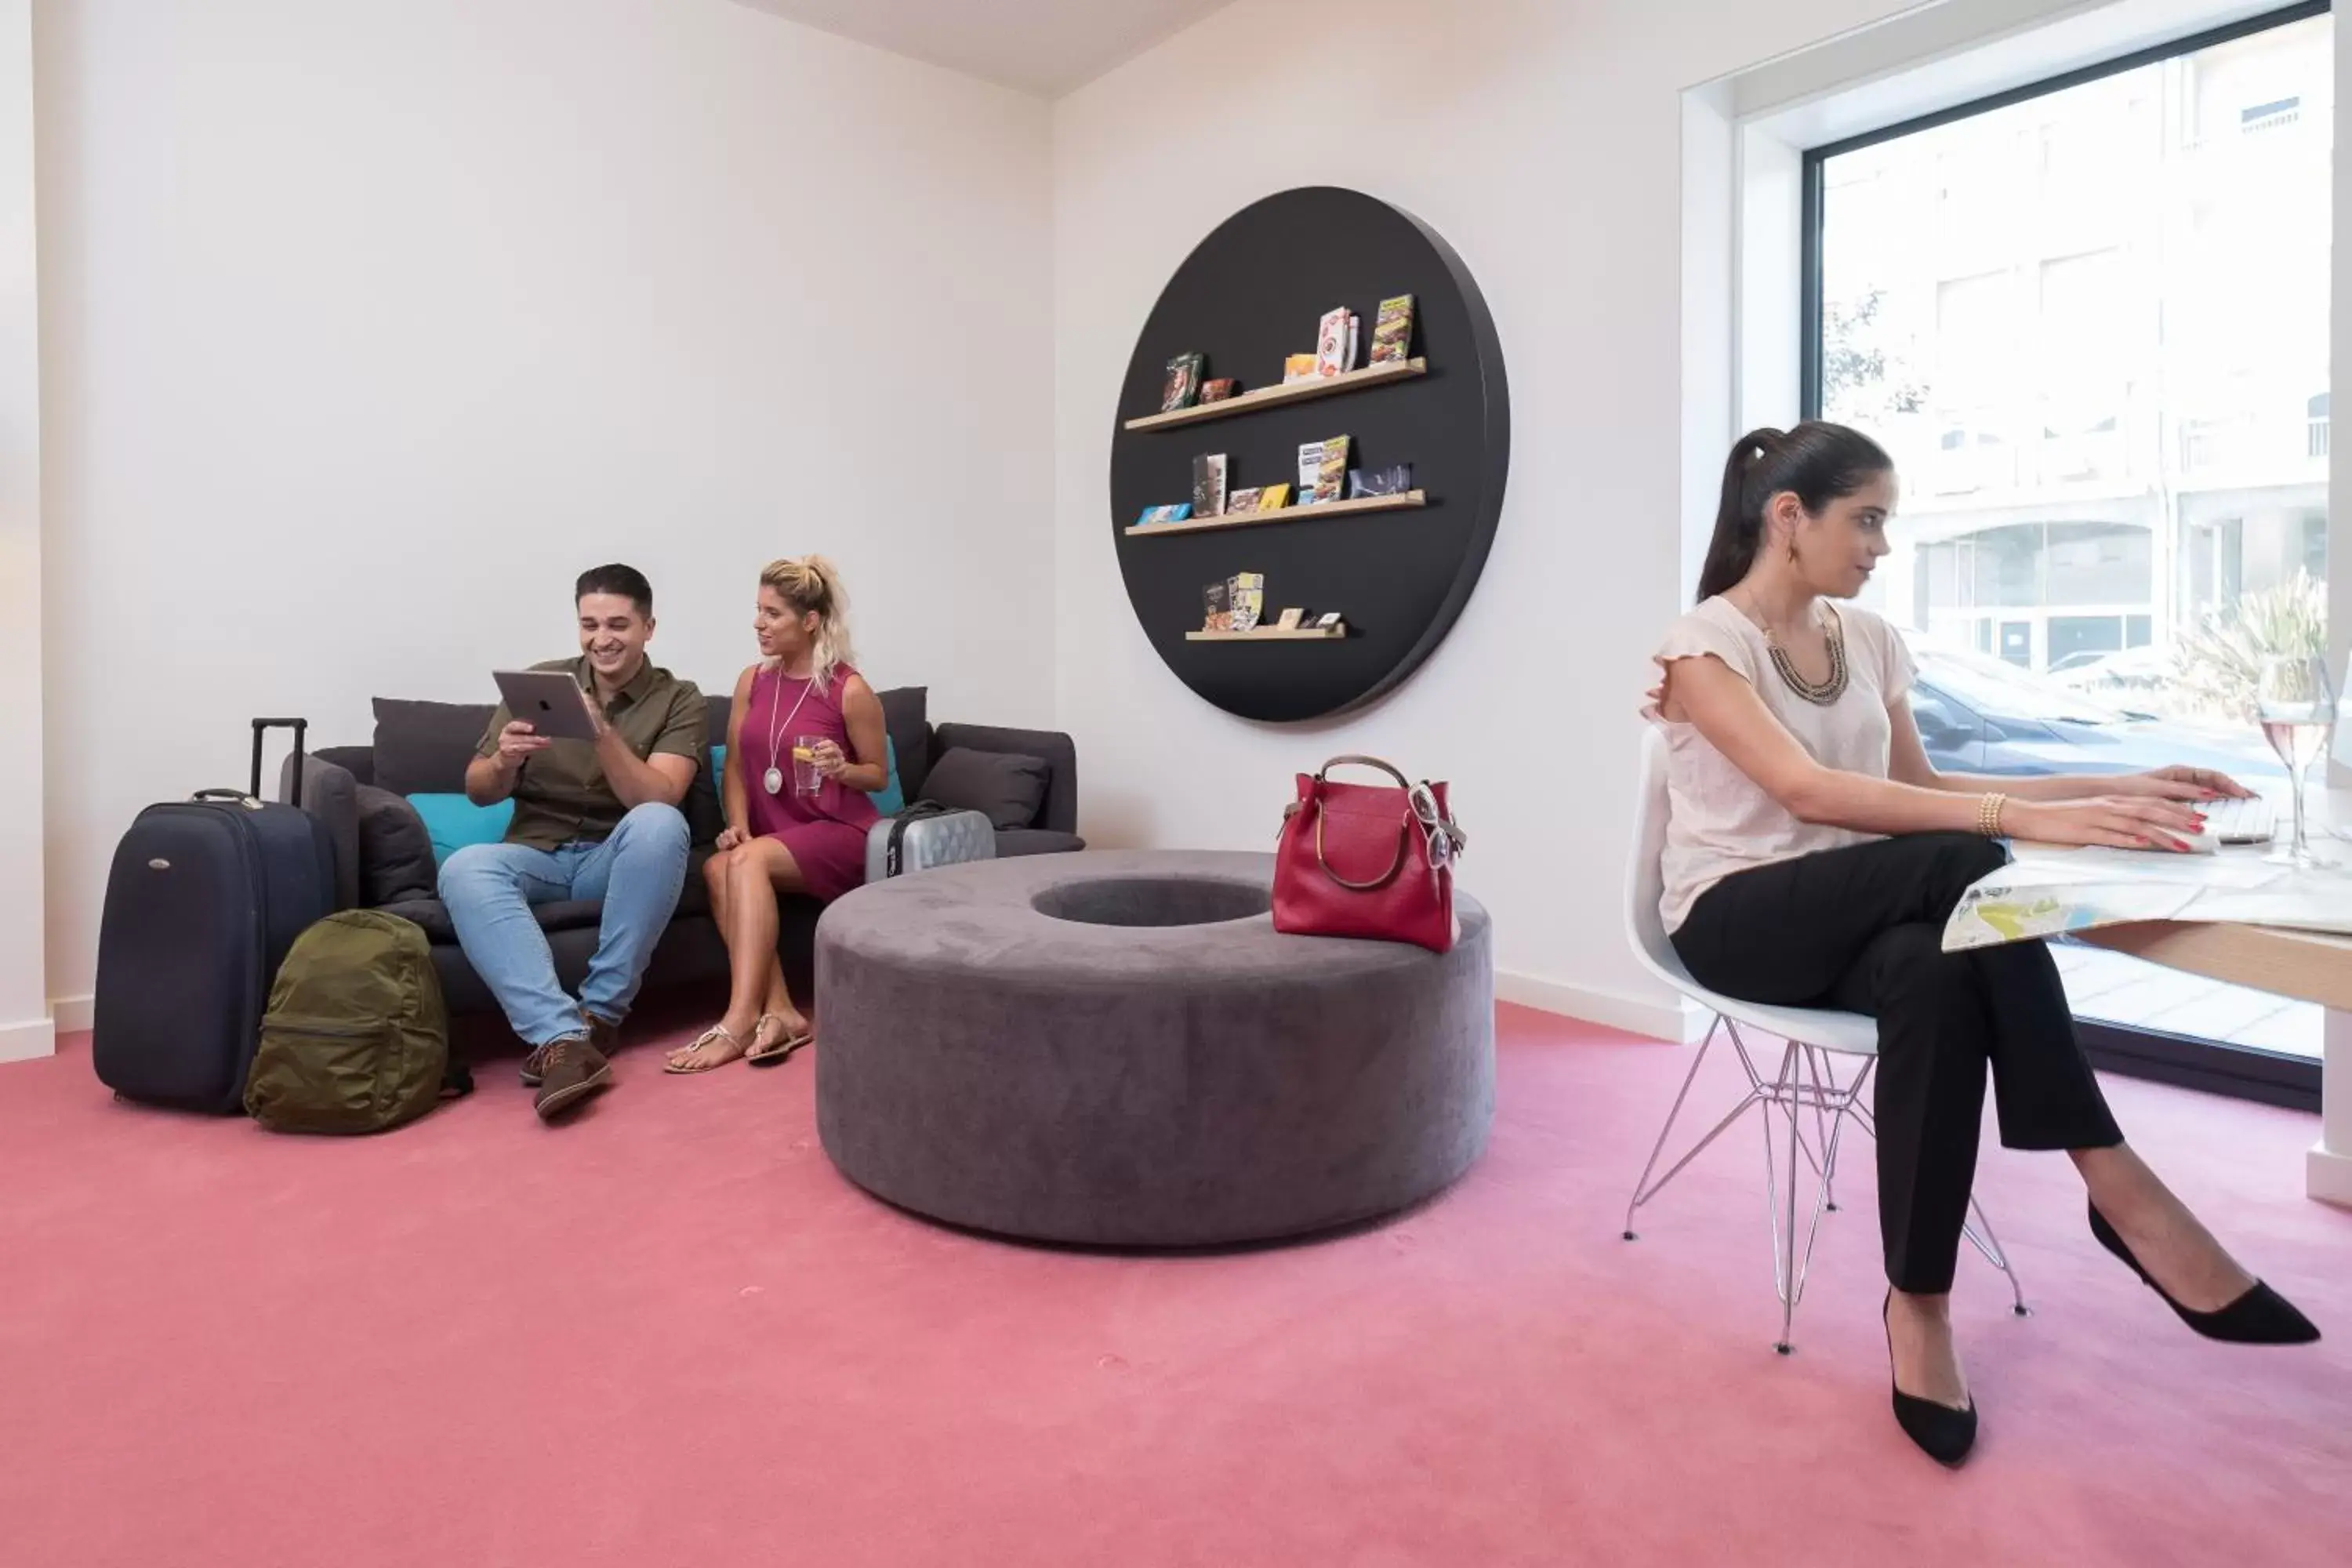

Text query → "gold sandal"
[664,1024,748,1074]
[745,1013,813,1068]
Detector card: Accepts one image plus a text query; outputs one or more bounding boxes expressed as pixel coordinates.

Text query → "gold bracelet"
[1977,793,2009,837]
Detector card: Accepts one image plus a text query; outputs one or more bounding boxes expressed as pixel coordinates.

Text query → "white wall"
[36,0,1054,1013]
[1051,0,1921,1034]
[0,0,49,1060]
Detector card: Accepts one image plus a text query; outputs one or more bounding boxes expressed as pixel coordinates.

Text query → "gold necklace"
[1740,595,1849,706]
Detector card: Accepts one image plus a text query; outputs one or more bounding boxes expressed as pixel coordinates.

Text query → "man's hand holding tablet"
[492,669,604,744]
[492,719,554,771]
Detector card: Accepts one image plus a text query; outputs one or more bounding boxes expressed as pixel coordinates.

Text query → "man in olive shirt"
[440,564,705,1121]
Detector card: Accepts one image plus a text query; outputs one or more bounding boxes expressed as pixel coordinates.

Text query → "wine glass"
[2255,654,2338,868]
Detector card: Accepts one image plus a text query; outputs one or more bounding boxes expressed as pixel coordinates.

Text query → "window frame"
[1798,0,2331,1112]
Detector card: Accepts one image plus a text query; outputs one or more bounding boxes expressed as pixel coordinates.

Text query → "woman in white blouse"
[1651,421,2318,1465]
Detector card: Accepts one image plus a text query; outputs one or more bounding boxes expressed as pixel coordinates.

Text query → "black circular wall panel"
[1110,187,1510,723]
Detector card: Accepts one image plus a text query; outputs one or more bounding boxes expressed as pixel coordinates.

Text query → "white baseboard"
[0,1015,57,1062]
[2309,1142,2352,1209]
[1494,970,1699,1044]
[52,994,93,1035]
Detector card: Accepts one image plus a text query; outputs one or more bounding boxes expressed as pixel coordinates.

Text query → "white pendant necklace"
[762,666,818,795]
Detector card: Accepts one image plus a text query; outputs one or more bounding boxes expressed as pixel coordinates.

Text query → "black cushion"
[992,828,1087,858]
[920,746,1049,831]
[373,895,603,945]
[376,895,456,945]
[531,899,606,935]
[373,698,495,796]
[355,786,439,907]
[280,756,361,911]
[877,687,929,798]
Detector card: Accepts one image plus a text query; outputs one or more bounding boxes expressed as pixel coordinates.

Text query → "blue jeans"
[437,802,692,1047]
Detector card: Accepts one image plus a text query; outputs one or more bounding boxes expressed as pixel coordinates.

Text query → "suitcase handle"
[250,718,310,808]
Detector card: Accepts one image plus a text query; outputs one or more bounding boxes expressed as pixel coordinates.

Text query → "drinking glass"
[2255,655,2338,868]
[792,734,826,797]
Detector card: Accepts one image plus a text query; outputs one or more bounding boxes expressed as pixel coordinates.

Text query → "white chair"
[1622,728,2026,1352]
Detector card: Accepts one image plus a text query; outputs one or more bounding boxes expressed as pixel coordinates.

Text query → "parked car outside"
[2045,645,2176,705]
[1900,635,2285,782]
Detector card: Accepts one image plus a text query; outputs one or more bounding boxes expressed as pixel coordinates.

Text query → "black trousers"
[1670,833,2122,1293]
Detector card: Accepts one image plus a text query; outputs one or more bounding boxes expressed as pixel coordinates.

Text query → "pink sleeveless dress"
[735,663,882,902]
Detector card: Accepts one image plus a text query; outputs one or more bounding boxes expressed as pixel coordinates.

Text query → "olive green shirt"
[476,657,706,851]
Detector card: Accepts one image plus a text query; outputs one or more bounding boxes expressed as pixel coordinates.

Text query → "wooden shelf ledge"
[1126,489,1425,537]
[1185,625,1348,641]
[1123,358,1428,432]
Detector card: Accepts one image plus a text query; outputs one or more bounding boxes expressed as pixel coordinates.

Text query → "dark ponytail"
[1696,420,1892,602]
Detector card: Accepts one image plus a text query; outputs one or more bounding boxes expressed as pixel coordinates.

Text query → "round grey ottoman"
[814,850,1494,1247]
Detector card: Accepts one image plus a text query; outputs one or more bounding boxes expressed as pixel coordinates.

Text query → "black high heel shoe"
[1883,1291,1977,1467]
[2088,1203,2320,1345]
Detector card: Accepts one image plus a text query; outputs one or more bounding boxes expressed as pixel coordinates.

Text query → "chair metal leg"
[1621,1014,2030,1353]
[1628,1020,1769,1241]
[1841,1099,2030,1316]
[1963,1198,2031,1316]
[1799,1046,1842,1211]
[1623,1016,1719,1232]
[1769,1043,1802,1353]
[1761,1040,1846,1355]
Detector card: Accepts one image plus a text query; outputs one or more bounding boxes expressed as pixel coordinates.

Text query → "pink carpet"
[3,1004,2347,1566]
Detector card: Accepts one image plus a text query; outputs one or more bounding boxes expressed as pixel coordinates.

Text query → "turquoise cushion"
[873,735,905,816]
[407,793,514,865]
[710,737,902,813]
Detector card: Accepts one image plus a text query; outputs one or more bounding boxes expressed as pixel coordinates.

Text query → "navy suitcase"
[93,719,338,1113]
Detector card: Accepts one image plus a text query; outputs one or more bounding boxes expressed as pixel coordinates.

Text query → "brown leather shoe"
[532,1037,612,1122]
[521,1015,621,1087]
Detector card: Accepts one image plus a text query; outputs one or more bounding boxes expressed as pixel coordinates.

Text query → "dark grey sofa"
[285,685,1080,1022]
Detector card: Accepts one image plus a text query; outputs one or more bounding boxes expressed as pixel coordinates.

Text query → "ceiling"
[724,0,1233,97]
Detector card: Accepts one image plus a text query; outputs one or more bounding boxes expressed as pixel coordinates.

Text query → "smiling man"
[439,564,706,1122]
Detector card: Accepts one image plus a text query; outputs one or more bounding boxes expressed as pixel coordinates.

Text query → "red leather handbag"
[1273,756,1467,953]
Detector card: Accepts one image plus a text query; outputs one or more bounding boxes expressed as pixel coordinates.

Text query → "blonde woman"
[667,557,888,1073]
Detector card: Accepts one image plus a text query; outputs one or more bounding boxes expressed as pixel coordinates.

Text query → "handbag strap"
[1295,755,1462,890]
[1315,754,1411,789]
[1313,804,1412,891]
[1306,755,1413,891]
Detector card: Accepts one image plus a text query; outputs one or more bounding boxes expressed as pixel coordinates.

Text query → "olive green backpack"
[245,910,459,1134]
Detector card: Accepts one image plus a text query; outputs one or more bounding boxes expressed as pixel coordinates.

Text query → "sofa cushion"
[355,786,439,906]
[373,895,605,946]
[992,828,1087,858]
[677,848,716,918]
[373,698,496,796]
[408,793,516,865]
[280,755,361,911]
[871,735,906,816]
[375,895,456,944]
[920,746,1049,831]
[530,899,607,935]
[877,687,929,798]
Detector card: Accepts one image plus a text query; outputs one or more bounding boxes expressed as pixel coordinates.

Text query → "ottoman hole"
[1032,877,1272,928]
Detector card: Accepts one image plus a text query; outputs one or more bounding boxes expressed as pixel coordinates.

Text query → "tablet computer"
[492,670,601,742]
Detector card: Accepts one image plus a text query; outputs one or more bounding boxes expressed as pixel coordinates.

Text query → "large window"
[1806,2,2333,1100]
